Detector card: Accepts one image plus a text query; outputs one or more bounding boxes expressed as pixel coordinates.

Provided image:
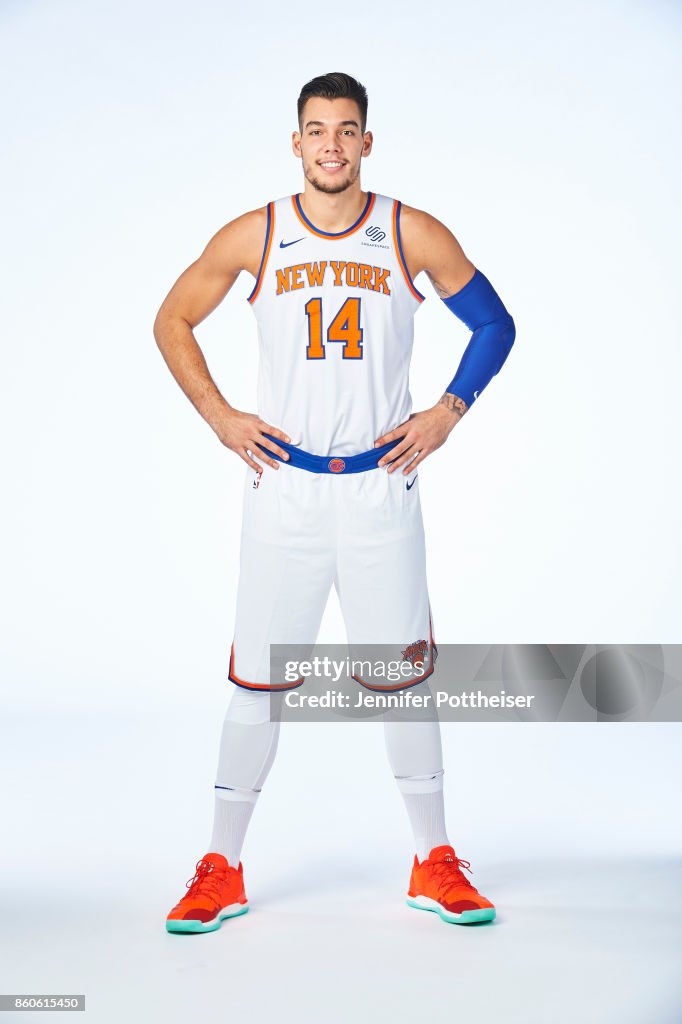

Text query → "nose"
[323,137,341,153]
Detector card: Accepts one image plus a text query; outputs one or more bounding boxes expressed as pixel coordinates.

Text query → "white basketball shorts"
[228,462,435,692]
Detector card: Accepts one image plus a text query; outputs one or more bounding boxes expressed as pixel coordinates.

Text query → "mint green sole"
[166,904,249,933]
[406,898,496,925]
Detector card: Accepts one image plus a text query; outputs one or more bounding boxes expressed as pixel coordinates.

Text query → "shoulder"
[398,203,459,250]
[207,204,270,251]
[397,202,475,295]
[200,204,271,276]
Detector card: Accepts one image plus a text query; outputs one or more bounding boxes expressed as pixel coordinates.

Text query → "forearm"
[441,270,515,410]
[154,314,231,433]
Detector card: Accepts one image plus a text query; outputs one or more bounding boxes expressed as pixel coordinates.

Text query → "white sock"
[384,715,450,860]
[394,773,450,861]
[210,788,258,867]
[208,687,280,865]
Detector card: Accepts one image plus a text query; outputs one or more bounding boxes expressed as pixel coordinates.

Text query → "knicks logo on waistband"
[328,458,346,473]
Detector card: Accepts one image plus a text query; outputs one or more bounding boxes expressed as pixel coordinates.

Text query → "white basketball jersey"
[247,191,425,457]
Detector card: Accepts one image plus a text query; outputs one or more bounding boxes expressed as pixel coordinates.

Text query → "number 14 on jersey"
[305,297,363,360]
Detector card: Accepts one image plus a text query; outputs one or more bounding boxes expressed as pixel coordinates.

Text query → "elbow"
[154,307,192,346]
[153,307,178,350]
[501,314,516,360]
[153,309,165,347]
[495,315,515,375]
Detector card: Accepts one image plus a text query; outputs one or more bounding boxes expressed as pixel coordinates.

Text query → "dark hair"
[297,72,368,132]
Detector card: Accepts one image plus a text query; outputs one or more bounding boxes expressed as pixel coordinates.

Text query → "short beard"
[304,163,359,195]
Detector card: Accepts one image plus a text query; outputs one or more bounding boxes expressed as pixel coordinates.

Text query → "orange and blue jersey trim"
[392,200,426,303]
[228,642,305,692]
[352,614,437,692]
[292,191,376,238]
[247,202,274,304]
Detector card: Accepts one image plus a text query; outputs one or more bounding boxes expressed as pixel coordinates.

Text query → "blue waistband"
[257,433,404,474]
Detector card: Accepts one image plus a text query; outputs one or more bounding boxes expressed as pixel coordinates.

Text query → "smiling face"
[292,96,373,195]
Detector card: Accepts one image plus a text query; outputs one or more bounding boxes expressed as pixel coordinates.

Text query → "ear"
[362,130,374,157]
[292,130,302,158]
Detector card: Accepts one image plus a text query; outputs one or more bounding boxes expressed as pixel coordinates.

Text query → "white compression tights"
[209,684,449,865]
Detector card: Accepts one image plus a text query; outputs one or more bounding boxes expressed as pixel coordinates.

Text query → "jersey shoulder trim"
[247,202,275,304]
[291,191,376,239]
[392,200,426,303]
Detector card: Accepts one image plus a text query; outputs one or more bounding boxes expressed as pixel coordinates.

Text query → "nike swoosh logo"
[406,476,417,491]
[279,238,305,248]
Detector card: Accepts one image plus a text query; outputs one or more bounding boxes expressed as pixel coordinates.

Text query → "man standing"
[154,72,515,933]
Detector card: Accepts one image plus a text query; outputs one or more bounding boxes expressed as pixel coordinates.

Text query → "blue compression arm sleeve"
[442,269,515,407]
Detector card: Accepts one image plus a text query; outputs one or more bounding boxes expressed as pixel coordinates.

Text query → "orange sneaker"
[407,844,496,925]
[166,853,249,933]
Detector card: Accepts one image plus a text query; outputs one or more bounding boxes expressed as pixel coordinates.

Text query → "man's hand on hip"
[374,397,466,475]
[214,408,291,472]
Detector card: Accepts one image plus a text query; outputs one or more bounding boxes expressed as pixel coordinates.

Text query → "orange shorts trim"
[228,643,304,692]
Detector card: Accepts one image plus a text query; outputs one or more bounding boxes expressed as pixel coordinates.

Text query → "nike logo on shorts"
[406,475,417,491]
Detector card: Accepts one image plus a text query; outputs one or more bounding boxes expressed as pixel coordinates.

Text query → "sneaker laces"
[182,858,228,904]
[430,853,478,899]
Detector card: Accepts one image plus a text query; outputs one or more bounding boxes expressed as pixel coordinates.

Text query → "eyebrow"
[304,119,360,129]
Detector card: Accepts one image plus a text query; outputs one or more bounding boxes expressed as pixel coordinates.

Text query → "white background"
[1,1,681,1022]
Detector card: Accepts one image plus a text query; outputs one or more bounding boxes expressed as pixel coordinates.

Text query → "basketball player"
[154,73,515,932]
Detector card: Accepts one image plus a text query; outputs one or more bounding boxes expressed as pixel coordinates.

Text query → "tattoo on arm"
[426,271,453,299]
[439,393,468,416]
